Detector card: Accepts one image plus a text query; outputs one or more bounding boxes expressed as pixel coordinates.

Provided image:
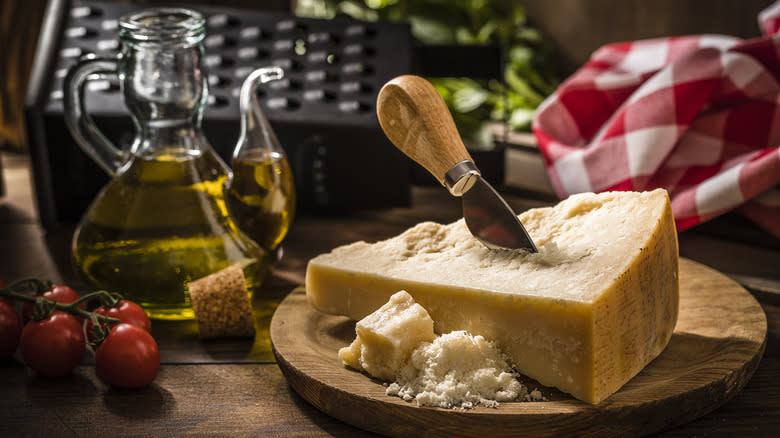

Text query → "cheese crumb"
[386,330,538,409]
[338,290,435,381]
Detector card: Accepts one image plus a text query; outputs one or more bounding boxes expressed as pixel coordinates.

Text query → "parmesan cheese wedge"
[306,189,679,404]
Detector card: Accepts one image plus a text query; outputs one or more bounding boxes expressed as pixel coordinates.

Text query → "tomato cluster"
[0,278,159,388]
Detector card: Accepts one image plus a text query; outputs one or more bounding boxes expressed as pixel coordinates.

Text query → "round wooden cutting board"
[270,258,767,437]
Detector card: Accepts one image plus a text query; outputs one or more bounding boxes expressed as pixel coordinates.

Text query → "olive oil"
[72,148,271,320]
[226,149,295,251]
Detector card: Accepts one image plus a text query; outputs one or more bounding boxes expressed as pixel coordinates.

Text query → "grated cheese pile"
[386,330,544,409]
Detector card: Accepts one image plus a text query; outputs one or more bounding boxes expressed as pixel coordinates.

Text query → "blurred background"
[0,0,775,215]
[2,0,772,152]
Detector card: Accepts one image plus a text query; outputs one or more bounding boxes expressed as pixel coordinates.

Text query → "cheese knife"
[377,75,538,252]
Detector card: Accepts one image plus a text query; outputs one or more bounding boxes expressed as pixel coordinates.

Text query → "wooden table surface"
[1,150,779,437]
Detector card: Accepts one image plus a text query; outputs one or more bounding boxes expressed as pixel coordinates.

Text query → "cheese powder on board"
[387,330,544,409]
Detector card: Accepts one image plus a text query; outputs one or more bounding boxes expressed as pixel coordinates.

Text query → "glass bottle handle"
[63,56,125,176]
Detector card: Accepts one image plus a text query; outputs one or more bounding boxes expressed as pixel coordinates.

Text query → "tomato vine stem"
[0,280,121,324]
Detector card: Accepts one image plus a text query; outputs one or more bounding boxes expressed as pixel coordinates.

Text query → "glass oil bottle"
[64,9,272,319]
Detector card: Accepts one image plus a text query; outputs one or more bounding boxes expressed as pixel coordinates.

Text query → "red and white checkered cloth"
[533,2,780,238]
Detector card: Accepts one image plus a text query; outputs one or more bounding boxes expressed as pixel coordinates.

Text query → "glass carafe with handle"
[63,8,275,320]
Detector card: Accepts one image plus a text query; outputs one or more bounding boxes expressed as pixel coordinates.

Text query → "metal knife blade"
[463,176,537,251]
[446,161,537,252]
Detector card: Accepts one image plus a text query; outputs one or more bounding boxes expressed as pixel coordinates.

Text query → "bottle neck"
[133,119,206,158]
[119,41,209,157]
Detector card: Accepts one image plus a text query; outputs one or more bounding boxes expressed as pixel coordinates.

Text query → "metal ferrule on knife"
[444,160,481,197]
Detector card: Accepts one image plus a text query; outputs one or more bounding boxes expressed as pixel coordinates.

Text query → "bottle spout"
[234,67,286,160]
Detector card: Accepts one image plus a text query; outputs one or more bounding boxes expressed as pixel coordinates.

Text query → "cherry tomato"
[86,300,151,343]
[0,297,22,360]
[22,284,81,324]
[20,311,85,377]
[95,323,159,389]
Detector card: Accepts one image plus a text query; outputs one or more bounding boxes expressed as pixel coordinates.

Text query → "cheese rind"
[307,189,679,404]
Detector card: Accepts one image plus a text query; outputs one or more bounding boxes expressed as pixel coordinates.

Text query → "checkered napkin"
[532,2,780,238]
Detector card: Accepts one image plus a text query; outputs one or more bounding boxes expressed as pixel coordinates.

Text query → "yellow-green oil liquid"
[72,148,271,320]
[225,149,295,252]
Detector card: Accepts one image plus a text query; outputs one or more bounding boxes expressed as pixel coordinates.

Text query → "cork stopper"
[188,264,255,339]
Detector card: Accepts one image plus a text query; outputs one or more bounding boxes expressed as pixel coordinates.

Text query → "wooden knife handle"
[376,75,473,186]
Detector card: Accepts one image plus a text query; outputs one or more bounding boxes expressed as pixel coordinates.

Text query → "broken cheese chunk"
[339,290,435,381]
[307,189,679,404]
